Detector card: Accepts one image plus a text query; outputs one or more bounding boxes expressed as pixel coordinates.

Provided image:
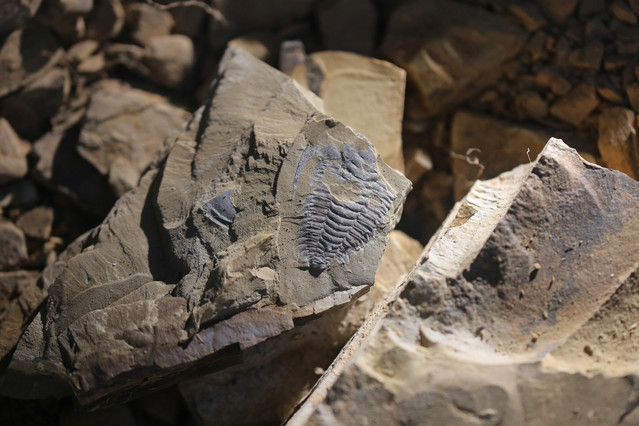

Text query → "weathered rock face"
[179,231,422,425]
[77,80,190,196]
[292,138,639,425]
[290,51,406,172]
[380,0,526,116]
[0,118,29,184]
[5,47,410,407]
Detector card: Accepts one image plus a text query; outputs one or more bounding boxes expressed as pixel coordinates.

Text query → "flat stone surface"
[291,51,406,171]
[77,79,190,196]
[0,270,44,369]
[0,222,28,271]
[6,47,410,407]
[0,118,29,185]
[291,139,639,425]
[380,0,525,116]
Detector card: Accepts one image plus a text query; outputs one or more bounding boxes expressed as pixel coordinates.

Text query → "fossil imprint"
[293,145,395,272]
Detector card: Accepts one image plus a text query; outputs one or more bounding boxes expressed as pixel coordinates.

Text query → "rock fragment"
[0,270,44,368]
[5,47,410,407]
[0,222,28,271]
[380,0,525,116]
[1,67,71,140]
[450,111,589,199]
[76,80,190,196]
[291,138,639,425]
[597,106,638,179]
[290,51,406,171]
[85,0,124,41]
[0,119,29,185]
[549,82,599,126]
[124,2,174,46]
[537,0,579,22]
[0,22,63,98]
[179,231,422,425]
[142,35,195,88]
[15,206,55,241]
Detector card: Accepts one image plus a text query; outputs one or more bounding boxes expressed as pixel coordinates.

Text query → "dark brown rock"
[0,118,29,185]
[124,2,174,46]
[0,0,42,35]
[0,270,44,368]
[567,40,604,70]
[537,0,579,22]
[0,222,28,271]
[292,139,639,425]
[611,0,638,24]
[15,206,54,241]
[598,107,639,179]
[627,82,639,112]
[506,2,545,31]
[169,3,206,38]
[9,47,410,408]
[316,0,377,56]
[550,82,599,126]
[1,67,71,140]
[380,0,526,116]
[33,129,117,218]
[85,0,124,42]
[76,80,190,196]
[142,34,194,88]
[0,22,63,98]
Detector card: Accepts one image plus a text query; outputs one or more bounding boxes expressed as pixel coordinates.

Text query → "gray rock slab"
[290,138,639,425]
[4,47,410,407]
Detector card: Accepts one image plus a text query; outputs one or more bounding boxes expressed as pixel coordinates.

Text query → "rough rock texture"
[4,47,410,407]
[77,80,190,196]
[0,118,29,184]
[290,51,406,171]
[291,139,639,425]
[179,230,422,425]
[549,82,599,127]
[0,270,44,369]
[380,0,526,116]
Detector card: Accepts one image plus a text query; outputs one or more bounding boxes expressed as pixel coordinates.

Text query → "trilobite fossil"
[293,144,395,273]
[202,190,237,228]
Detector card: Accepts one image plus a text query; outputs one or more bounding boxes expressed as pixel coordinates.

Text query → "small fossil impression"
[293,145,395,272]
[202,189,237,228]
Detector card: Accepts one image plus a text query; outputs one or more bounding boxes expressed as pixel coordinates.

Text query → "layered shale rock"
[291,138,639,425]
[2,47,410,407]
